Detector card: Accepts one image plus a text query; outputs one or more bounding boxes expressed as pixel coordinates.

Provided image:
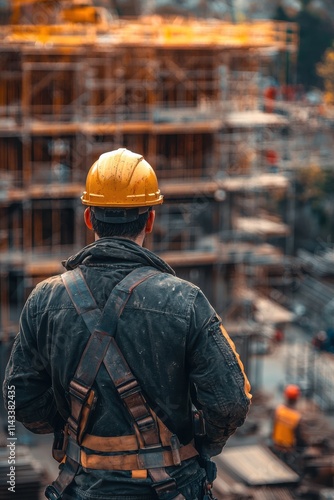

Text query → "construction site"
[0,1,334,499]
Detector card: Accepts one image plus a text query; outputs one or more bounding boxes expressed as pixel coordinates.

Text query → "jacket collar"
[63,237,175,276]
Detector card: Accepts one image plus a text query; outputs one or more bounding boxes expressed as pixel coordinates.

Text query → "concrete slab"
[216,444,300,486]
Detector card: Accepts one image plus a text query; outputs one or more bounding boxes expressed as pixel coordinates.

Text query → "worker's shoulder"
[28,273,66,307]
[150,271,201,295]
[130,270,208,315]
[33,273,64,292]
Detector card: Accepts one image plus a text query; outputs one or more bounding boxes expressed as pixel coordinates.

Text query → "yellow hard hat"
[82,148,163,208]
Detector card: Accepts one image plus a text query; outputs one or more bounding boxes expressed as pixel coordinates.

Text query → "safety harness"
[45,265,198,500]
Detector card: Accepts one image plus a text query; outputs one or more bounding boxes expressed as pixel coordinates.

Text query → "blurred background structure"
[1,1,334,499]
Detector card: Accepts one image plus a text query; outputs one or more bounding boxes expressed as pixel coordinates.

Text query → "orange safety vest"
[272,404,302,449]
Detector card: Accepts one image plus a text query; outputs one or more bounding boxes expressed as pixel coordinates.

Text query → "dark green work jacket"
[3,237,251,498]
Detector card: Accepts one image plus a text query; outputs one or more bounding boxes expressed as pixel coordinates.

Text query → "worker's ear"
[145,210,155,234]
[84,207,93,230]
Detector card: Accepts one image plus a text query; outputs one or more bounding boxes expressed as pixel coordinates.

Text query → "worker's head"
[82,148,163,241]
[284,384,300,403]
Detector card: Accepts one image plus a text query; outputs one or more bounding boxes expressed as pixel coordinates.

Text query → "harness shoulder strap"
[64,265,160,397]
[46,266,188,500]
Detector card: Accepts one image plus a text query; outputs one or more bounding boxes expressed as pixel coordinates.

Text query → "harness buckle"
[170,434,181,466]
[136,414,156,432]
[52,424,69,463]
[118,378,141,399]
[69,380,90,404]
[67,415,79,436]
[45,485,62,500]
[153,477,177,495]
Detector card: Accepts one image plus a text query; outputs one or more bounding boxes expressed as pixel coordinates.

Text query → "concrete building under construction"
[0,8,300,343]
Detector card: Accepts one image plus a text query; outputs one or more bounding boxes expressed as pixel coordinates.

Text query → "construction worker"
[3,148,252,500]
[271,384,307,471]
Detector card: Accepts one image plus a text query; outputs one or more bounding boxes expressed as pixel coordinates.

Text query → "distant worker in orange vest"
[271,385,307,473]
[272,384,306,451]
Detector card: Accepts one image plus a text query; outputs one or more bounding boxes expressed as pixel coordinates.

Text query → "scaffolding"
[285,342,334,412]
[0,15,301,343]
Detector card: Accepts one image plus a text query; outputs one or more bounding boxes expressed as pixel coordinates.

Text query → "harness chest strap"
[46,266,197,500]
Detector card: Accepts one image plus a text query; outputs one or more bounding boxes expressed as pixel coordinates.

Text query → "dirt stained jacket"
[3,237,251,497]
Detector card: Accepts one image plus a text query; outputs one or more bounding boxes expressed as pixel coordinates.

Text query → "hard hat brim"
[91,206,151,223]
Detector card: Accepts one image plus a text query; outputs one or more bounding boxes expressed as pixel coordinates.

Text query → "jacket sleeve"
[187,289,252,458]
[2,289,63,434]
